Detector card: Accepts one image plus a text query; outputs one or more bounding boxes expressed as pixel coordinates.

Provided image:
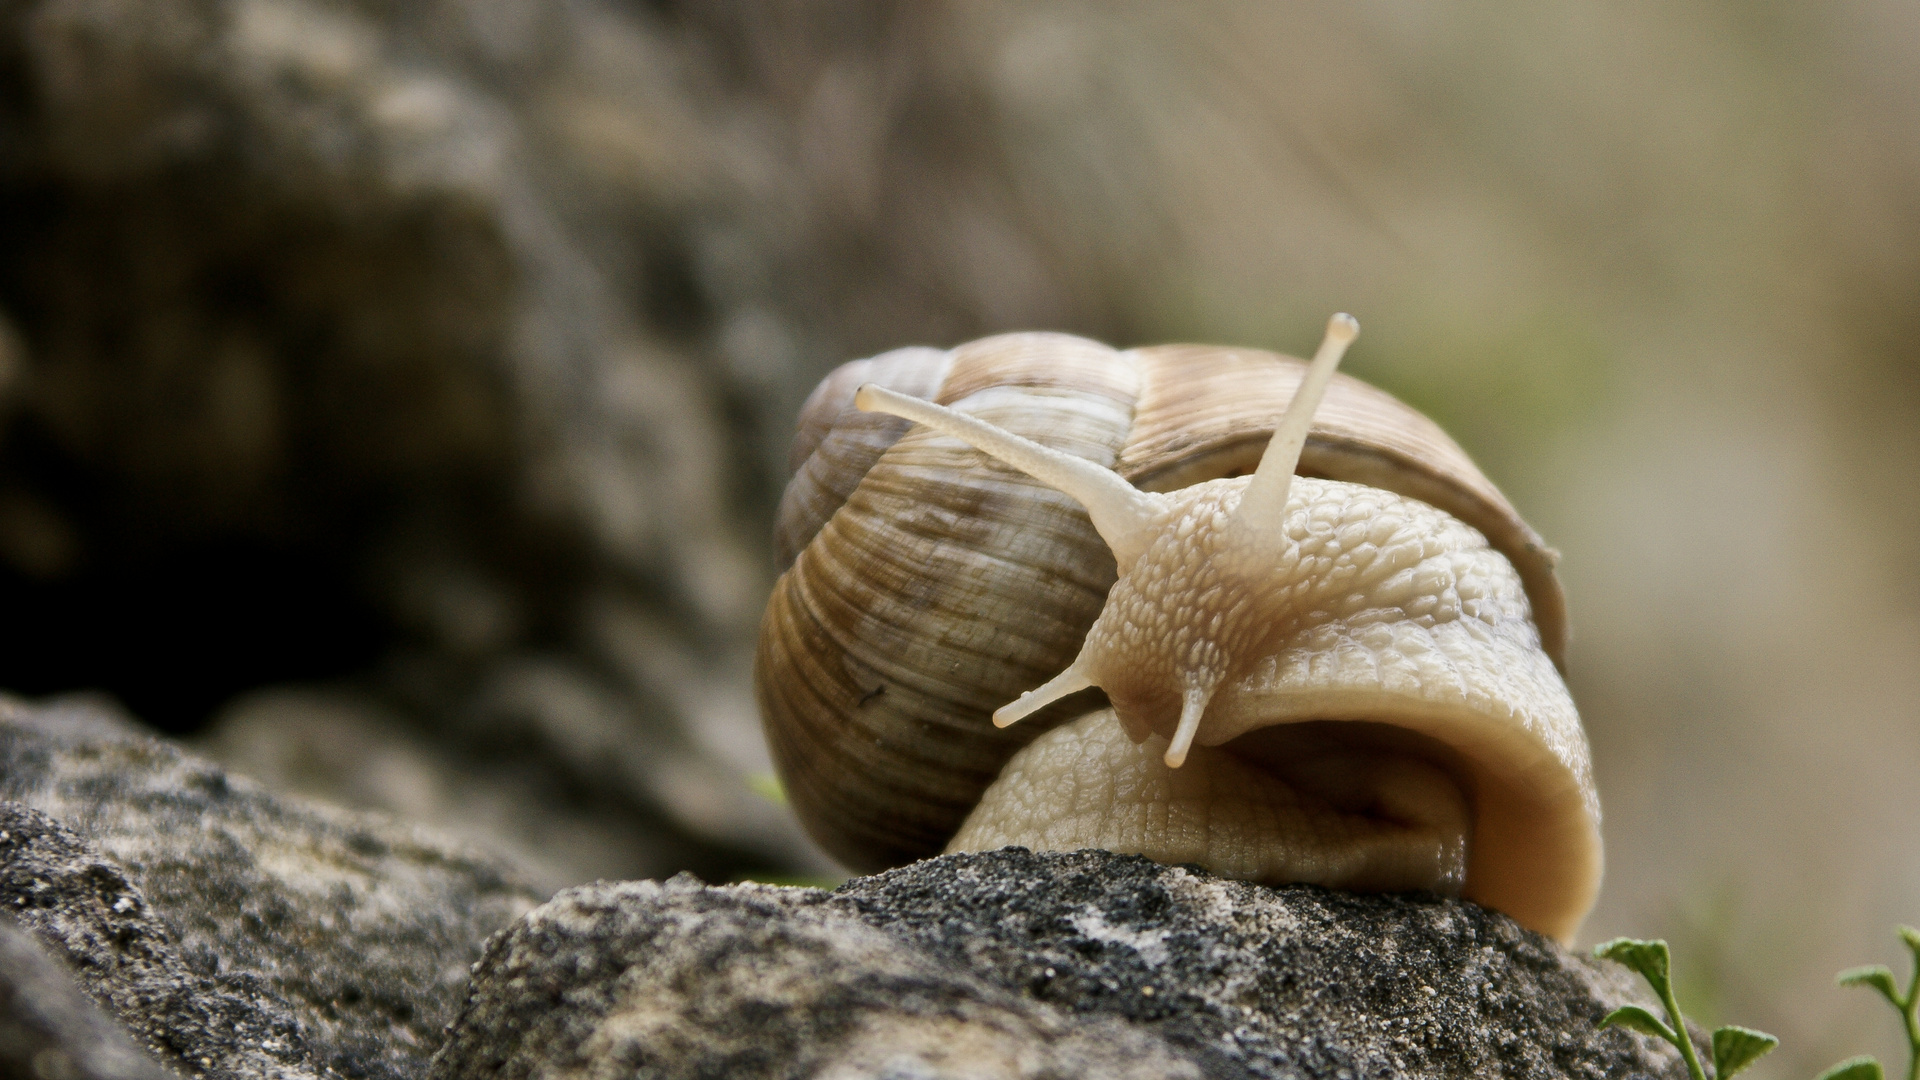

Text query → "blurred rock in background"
[1,1,1917,1072]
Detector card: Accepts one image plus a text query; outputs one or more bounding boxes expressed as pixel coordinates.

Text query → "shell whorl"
[758,331,1569,873]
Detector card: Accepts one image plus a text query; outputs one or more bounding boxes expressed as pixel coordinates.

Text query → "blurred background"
[0,0,1915,1071]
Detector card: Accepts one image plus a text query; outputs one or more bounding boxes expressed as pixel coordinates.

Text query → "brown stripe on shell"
[777,346,953,568]
[757,336,1138,870]
[1120,344,1567,668]
[936,332,1141,411]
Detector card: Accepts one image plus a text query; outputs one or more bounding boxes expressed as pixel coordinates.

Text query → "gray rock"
[0,696,545,1080]
[0,0,825,882]
[0,914,179,1080]
[430,875,1199,1080]
[195,685,760,897]
[0,802,312,1079]
[837,850,1683,1079]
[435,848,1687,1080]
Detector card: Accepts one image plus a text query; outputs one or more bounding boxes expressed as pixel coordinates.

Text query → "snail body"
[756,318,1599,942]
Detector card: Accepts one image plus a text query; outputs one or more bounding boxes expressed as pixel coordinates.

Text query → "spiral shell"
[757,332,1566,873]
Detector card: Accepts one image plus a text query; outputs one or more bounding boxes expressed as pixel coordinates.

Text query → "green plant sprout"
[1816,1059,1887,1080]
[1596,928,1920,1080]
[1594,937,1778,1080]
[1828,925,1920,1080]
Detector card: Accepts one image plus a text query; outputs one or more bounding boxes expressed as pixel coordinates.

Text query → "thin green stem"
[1905,1009,1918,1080]
[1902,967,1918,1080]
[1656,980,1712,1080]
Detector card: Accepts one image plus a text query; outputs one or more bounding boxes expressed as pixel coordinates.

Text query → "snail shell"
[757,331,1571,881]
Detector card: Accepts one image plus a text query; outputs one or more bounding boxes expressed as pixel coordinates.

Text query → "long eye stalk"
[1222,313,1358,570]
[851,384,1166,570]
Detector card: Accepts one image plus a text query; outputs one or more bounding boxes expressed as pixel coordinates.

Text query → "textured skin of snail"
[757,330,1598,942]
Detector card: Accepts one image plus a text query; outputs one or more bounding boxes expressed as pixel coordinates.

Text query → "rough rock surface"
[195,685,763,898]
[432,875,1197,1080]
[0,915,178,1080]
[0,695,545,1080]
[436,849,1687,1080]
[1,802,311,1079]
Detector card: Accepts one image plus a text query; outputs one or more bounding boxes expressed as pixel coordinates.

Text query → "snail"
[756,316,1600,943]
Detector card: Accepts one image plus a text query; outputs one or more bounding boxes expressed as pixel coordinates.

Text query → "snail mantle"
[755,318,1600,943]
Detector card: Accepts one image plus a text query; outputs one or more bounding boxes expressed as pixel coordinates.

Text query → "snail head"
[855,314,1361,769]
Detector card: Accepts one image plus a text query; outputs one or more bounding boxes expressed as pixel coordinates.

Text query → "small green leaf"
[1839,965,1903,1006]
[1601,1005,1677,1043]
[747,772,787,806]
[1814,1055,1885,1080]
[1710,1025,1778,1079]
[1898,925,1920,957]
[1595,938,1674,996]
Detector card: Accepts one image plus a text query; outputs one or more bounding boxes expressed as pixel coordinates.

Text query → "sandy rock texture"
[0,916,178,1080]
[435,849,1688,1080]
[433,876,1196,1080]
[0,695,544,1080]
[1,803,308,1080]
